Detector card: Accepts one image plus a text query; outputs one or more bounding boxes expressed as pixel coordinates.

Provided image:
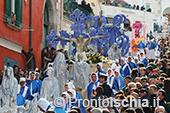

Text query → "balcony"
[101,4,160,33]
[63,0,94,18]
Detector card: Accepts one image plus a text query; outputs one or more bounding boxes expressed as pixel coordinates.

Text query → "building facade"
[0,0,59,69]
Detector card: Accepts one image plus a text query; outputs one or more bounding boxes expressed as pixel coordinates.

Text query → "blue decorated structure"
[46,9,130,57]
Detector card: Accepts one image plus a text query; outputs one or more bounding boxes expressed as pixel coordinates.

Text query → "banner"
[131,21,147,52]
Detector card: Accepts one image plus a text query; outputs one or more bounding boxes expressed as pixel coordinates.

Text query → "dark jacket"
[22,50,36,70]
[100,82,112,97]
[141,95,152,113]
[90,94,107,107]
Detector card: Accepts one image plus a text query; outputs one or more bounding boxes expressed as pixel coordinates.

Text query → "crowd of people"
[71,0,93,13]
[0,36,170,113]
[104,0,152,12]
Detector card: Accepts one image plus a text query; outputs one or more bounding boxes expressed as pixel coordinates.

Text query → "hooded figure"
[96,62,106,79]
[62,92,72,112]
[67,89,87,113]
[107,43,121,60]
[120,57,131,77]
[35,72,42,94]
[17,106,26,113]
[114,68,126,90]
[107,68,119,95]
[41,67,59,101]
[26,71,39,98]
[1,66,18,107]
[87,73,99,100]
[70,53,90,90]
[127,56,136,70]
[37,98,53,112]
[43,62,54,80]
[17,77,31,106]
[53,52,69,95]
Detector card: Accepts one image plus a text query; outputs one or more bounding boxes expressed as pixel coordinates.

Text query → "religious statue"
[1,66,18,108]
[70,53,90,90]
[53,52,69,95]
[57,33,104,61]
[107,43,121,60]
[57,33,104,53]
[40,67,59,101]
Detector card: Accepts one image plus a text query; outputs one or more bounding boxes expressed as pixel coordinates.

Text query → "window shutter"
[15,0,23,28]
[5,0,12,23]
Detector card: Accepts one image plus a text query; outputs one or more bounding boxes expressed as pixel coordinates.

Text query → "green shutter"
[5,0,12,23]
[15,0,23,28]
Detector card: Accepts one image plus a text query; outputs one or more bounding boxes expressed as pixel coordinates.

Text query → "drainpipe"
[29,0,32,49]
[60,0,63,30]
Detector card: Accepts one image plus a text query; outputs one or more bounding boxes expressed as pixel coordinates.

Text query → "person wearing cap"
[22,48,36,71]
[120,57,131,77]
[87,73,99,100]
[150,69,158,78]
[17,77,31,106]
[96,62,106,79]
[127,56,136,70]
[99,73,112,97]
[137,40,145,53]
[149,84,158,112]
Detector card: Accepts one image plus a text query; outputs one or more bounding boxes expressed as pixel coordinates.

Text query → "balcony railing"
[63,0,94,18]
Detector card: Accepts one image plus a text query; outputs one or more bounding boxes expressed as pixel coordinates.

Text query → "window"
[146,5,150,11]
[5,0,23,28]
[4,56,19,67]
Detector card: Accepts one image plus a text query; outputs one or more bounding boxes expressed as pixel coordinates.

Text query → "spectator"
[141,5,145,11]
[136,5,140,10]
[133,5,136,9]
[22,48,36,71]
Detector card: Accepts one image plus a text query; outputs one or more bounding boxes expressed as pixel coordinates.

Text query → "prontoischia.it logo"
[54,97,160,108]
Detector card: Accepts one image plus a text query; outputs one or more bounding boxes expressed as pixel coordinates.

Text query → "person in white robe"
[70,53,90,90]
[41,67,59,102]
[37,98,55,112]
[62,92,72,112]
[53,52,69,95]
[115,59,121,72]
[17,106,26,113]
[1,66,18,107]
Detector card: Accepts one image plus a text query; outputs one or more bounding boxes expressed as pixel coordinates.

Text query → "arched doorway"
[163,7,170,17]
[124,19,132,31]
[43,0,58,48]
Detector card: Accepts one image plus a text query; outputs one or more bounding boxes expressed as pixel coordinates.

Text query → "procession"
[0,0,170,113]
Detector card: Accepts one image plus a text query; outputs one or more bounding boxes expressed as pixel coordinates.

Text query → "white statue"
[1,66,18,108]
[53,52,69,95]
[107,43,121,60]
[40,67,59,101]
[70,53,90,90]
[57,33,104,61]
